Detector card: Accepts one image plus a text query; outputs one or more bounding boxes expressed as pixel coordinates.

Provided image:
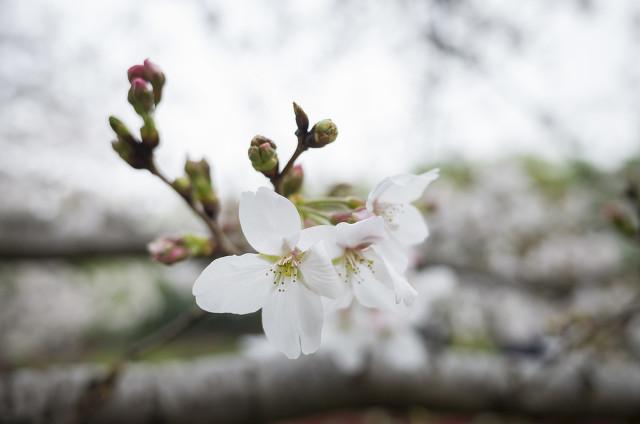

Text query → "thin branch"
[148,164,240,255]
[271,138,307,195]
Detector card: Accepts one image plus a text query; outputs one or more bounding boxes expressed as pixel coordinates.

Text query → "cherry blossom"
[193,187,343,359]
[366,169,440,247]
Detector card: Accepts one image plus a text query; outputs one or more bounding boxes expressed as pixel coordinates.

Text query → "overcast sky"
[1,0,639,204]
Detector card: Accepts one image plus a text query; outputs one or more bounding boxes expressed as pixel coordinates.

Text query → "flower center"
[374,201,403,229]
[266,250,303,293]
[337,248,374,284]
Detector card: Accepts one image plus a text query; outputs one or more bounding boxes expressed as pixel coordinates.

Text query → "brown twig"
[271,135,308,194]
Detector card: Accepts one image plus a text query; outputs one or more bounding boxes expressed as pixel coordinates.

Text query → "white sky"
[1,0,639,203]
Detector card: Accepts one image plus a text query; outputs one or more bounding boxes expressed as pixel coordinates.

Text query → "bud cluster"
[127,58,166,113]
[109,59,166,171]
[180,158,220,219]
[247,102,338,196]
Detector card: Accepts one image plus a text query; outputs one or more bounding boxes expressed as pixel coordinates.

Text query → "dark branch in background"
[4,352,640,424]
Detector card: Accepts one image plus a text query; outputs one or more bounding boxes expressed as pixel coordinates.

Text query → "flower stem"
[299,198,357,209]
[272,135,308,195]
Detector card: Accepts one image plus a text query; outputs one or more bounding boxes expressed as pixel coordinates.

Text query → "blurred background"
[1,0,640,422]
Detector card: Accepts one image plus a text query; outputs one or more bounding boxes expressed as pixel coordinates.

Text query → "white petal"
[350,262,396,310]
[373,239,410,272]
[299,243,345,299]
[297,225,342,259]
[239,187,302,255]
[294,283,324,354]
[323,291,354,311]
[261,283,323,358]
[391,270,418,305]
[193,254,272,314]
[335,216,387,248]
[378,169,440,203]
[369,246,417,305]
[376,169,439,205]
[390,204,429,246]
[366,176,395,211]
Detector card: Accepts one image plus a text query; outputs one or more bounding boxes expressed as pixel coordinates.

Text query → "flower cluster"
[194,171,438,359]
[107,59,439,360]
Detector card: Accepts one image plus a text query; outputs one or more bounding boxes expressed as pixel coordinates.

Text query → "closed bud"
[127,64,146,83]
[282,165,304,197]
[248,135,279,176]
[250,135,276,149]
[140,115,159,148]
[293,102,309,135]
[308,119,338,148]
[200,192,220,219]
[143,58,165,104]
[185,158,219,218]
[172,177,192,202]
[148,236,191,265]
[128,78,155,115]
[184,158,211,182]
[109,116,136,145]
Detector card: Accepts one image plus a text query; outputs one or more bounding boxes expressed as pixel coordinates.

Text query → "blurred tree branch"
[2,351,640,423]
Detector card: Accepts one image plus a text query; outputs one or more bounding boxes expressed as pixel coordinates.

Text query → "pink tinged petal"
[193,254,272,314]
[298,225,342,259]
[389,204,429,246]
[239,187,302,255]
[335,216,387,249]
[299,244,345,299]
[375,169,439,205]
[261,283,323,358]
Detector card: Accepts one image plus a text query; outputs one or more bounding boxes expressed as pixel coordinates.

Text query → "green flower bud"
[308,119,338,148]
[172,177,193,202]
[281,165,304,197]
[184,159,211,182]
[248,135,279,176]
[109,116,136,144]
[184,158,219,218]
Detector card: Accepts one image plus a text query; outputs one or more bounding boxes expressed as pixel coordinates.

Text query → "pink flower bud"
[128,78,154,115]
[143,58,165,104]
[148,237,190,265]
[127,64,146,82]
[131,77,150,94]
[143,59,163,79]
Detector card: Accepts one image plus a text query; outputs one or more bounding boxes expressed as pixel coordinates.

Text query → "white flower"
[300,216,418,307]
[366,169,439,247]
[193,187,344,359]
